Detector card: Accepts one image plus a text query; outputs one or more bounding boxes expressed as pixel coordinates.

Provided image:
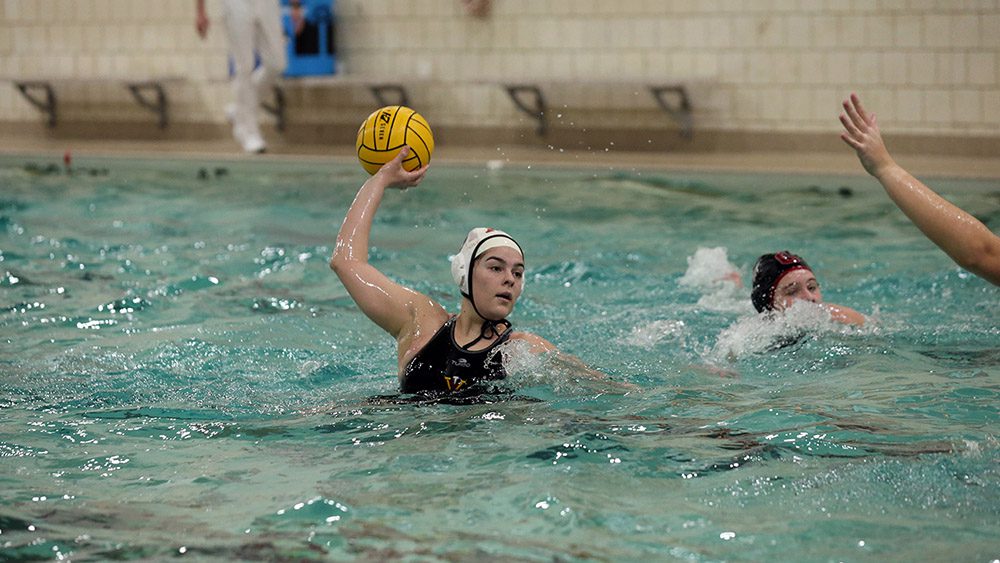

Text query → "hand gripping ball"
[356,105,434,175]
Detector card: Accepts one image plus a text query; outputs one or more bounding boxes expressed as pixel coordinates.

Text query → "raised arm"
[840,93,1000,286]
[330,149,434,338]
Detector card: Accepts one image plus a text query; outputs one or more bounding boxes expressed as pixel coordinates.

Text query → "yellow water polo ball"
[355,105,434,175]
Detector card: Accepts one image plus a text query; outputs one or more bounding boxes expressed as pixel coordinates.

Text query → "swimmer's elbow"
[329,252,355,276]
[328,254,343,273]
[329,243,357,274]
[956,238,1000,286]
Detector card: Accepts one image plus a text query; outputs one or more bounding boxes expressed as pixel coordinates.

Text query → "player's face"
[772,268,822,310]
[471,247,524,320]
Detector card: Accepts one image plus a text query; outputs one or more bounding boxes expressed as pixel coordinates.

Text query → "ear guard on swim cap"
[751,251,811,312]
[450,227,523,297]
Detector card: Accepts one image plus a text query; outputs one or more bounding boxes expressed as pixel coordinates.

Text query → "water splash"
[493,339,546,385]
[494,339,632,395]
[678,246,748,313]
[708,301,866,362]
[624,319,687,349]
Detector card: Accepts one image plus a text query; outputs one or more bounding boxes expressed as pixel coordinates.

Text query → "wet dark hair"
[751,251,812,312]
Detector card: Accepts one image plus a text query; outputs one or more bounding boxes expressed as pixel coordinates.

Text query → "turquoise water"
[1,154,998,561]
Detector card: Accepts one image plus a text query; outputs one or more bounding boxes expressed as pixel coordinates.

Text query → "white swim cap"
[450,227,523,297]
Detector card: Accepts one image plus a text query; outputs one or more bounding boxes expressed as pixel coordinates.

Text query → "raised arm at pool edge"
[839,93,1000,286]
[329,148,430,338]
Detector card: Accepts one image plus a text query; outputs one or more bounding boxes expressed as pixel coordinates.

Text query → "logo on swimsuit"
[444,375,466,391]
[451,358,471,368]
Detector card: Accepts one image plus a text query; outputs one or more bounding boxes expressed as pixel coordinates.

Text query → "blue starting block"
[283,0,336,77]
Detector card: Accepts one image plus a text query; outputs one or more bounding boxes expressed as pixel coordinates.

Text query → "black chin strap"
[460,252,513,350]
[460,318,511,351]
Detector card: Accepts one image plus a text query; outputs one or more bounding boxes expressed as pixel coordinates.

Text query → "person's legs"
[222,0,266,153]
[252,0,288,102]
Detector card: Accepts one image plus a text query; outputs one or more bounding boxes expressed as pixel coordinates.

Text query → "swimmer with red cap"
[330,148,616,396]
[751,251,866,326]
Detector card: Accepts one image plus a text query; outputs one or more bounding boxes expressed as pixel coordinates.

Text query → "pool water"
[1,154,998,561]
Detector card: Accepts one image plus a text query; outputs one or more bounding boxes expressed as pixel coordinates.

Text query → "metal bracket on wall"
[504,85,547,136]
[369,84,409,108]
[495,82,693,140]
[265,82,411,131]
[15,82,57,127]
[649,85,693,139]
[11,78,179,129]
[127,81,169,130]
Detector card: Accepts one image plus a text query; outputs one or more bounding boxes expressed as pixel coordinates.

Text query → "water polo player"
[330,148,602,395]
[751,251,866,327]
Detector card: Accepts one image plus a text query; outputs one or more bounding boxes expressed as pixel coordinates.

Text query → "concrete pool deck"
[3,134,1000,180]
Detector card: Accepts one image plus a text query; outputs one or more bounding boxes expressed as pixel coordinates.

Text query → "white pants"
[221,0,287,151]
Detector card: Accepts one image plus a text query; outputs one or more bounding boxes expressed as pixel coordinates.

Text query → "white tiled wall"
[1,0,998,141]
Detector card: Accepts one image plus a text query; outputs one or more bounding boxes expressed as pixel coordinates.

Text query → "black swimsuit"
[401,317,511,394]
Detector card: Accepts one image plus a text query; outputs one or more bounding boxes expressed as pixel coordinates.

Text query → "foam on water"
[624,319,687,349]
[491,339,634,397]
[677,246,750,314]
[620,247,745,355]
[707,300,867,362]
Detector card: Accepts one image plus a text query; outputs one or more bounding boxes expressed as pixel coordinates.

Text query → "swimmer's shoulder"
[823,303,866,327]
[508,331,557,354]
